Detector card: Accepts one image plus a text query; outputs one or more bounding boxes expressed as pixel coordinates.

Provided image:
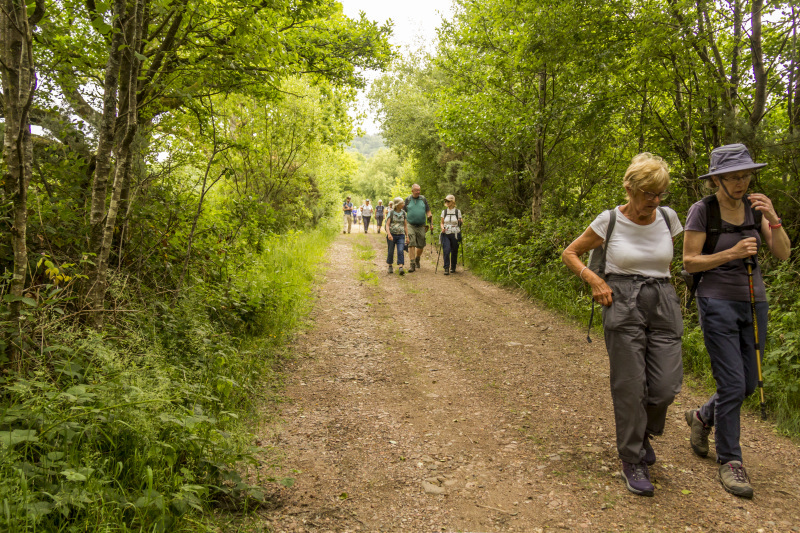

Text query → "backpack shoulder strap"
[702,195,721,255]
[657,206,673,234]
[744,194,763,229]
[599,208,617,273]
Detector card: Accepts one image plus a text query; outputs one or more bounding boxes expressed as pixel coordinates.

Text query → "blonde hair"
[623,153,670,194]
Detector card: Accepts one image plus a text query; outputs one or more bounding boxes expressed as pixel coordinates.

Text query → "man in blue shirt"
[342,196,353,234]
[404,184,432,272]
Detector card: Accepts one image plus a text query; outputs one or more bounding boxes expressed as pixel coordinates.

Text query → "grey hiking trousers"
[602,275,684,464]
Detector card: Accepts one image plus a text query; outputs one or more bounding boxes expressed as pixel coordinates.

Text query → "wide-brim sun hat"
[393,196,404,205]
[699,143,767,179]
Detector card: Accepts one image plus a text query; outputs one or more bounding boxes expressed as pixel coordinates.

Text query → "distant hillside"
[347,134,385,158]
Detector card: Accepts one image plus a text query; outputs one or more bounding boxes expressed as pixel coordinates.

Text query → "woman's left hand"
[748,193,780,224]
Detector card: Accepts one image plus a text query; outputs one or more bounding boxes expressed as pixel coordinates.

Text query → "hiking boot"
[643,435,656,466]
[444,269,450,276]
[415,258,421,269]
[685,409,711,458]
[621,461,654,497]
[719,461,754,498]
[408,262,415,273]
[450,267,457,273]
[388,265,393,274]
[399,266,405,276]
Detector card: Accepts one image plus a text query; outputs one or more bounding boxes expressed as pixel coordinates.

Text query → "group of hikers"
[562,144,791,499]
[343,184,463,276]
[340,144,790,501]
[341,198,383,234]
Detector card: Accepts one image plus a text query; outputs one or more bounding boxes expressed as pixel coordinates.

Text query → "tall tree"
[1,0,45,363]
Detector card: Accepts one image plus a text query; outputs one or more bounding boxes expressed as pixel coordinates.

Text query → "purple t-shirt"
[685,199,766,302]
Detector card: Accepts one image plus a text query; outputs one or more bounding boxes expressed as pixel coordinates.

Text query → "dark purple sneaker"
[643,435,656,466]
[621,461,654,497]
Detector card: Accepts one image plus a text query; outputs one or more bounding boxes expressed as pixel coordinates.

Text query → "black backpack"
[682,194,762,307]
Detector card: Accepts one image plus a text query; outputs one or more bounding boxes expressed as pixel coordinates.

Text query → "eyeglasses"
[719,174,752,183]
[638,189,669,201]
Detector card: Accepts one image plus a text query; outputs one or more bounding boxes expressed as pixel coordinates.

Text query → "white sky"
[339,0,454,135]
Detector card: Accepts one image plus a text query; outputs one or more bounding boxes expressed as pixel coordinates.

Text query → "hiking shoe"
[450,267,457,273]
[643,435,656,466]
[444,269,450,276]
[719,461,753,498]
[621,461,654,497]
[399,266,404,276]
[415,258,421,268]
[685,409,711,458]
[408,262,415,273]
[388,265,393,274]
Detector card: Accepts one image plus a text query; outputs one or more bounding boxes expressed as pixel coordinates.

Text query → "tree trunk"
[530,69,547,224]
[1,0,44,366]
[749,0,767,131]
[87,0,144,326]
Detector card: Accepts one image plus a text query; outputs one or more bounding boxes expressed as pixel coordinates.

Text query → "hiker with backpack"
[404,184,432,272]
[375,200,385,233]
[342,196,353,234]
[361,199,373,233]
[440,195,463,275]
[561,153,684,498]
[682,144,791,499]
[385,197,409,275]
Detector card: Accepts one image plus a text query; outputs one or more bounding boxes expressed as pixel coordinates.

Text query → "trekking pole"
[435,233,442,273]
[460,230,465,270]
[744,255,767,420]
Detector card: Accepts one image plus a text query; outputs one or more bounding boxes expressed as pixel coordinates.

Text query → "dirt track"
[254,232,800,532]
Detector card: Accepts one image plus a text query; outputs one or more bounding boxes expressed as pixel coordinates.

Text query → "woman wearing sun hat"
[683,144,791,499]
[440,195,462,275]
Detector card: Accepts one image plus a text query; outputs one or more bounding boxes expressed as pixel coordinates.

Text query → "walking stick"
[460,230,465,270]
[745,256,767,420]
[435,233,442,273]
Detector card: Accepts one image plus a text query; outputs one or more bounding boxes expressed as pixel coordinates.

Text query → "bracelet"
[769,218,782,229]
[579,266,588,282]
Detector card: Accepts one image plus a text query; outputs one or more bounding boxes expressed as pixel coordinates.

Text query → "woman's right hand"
[591,279,613,307]
[388,234,393,241]
[730,237,758,259]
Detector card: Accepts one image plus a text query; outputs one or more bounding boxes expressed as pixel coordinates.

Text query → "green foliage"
[0,227,334,531]
[347,134,386,158]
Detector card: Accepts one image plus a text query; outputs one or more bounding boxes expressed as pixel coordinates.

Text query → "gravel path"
[253,233,800,532]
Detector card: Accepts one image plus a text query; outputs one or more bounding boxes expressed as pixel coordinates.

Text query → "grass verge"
[0,226,336,532]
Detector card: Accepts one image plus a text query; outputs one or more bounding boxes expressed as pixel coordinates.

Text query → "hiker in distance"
[375,199,385,233]
[562,153,684,498]
[404,184,432,272]
[361,199,373,233]
[385,197,409,275]
[440,195,463,275]
[342,196,354,234]
[682,144,791,499]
